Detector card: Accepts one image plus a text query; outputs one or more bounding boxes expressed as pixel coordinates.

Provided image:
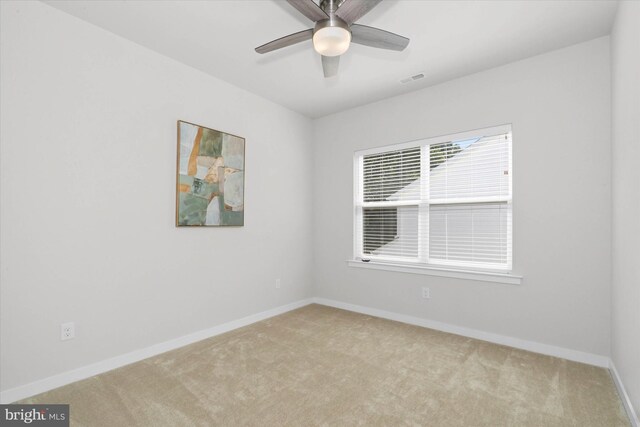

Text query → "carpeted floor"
[21,304,630,426]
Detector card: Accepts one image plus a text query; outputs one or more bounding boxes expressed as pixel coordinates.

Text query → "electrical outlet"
[421,287,430,299]
[275,278,281,289]
[61,322,75,341]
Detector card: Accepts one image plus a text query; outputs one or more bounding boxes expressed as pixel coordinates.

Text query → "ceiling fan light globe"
[313,26,351,57]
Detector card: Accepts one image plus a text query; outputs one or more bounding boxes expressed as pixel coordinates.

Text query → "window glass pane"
[430,134,510,200]
[429,203,510,265]
[363,206,419,258]
[356,126,512,271]
[363,147,421,202]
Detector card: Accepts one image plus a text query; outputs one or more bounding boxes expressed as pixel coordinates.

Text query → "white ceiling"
[44,0,618,118]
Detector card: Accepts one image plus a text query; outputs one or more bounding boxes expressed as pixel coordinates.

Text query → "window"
[353,125,512,273]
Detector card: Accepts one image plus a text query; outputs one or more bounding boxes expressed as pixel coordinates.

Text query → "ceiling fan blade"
[286,0,329,22]
[322,55,340,78]
[255,29,314,54]
[351,24,409,51]
[335,0,382,25]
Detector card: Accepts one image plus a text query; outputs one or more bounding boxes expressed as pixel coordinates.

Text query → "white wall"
[1,0,629,406]
[313,37,612,357]
[0,1,313,392]
[611,0,640,417]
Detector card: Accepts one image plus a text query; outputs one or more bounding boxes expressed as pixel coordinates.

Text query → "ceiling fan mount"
[255,0,410,78]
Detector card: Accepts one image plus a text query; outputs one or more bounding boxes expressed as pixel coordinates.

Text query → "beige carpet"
[21,304,630,426]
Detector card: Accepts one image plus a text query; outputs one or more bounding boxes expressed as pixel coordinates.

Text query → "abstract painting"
[176,120,245,226]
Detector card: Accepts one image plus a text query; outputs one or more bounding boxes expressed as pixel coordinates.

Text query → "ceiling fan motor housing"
[313,15,350,36]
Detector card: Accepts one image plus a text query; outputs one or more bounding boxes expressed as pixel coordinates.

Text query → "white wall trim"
[0,298,314,404]
[312,297,610,367]
[3,295,628,418]
[316,295,639,426]
[610,360,640,427]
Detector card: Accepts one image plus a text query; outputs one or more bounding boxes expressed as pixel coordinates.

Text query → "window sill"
[346,260,523,285]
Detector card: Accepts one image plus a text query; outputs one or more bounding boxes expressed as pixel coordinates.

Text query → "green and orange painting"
[176,121,245,226]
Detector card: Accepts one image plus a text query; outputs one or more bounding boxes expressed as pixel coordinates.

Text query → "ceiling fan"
[255,0,410,78]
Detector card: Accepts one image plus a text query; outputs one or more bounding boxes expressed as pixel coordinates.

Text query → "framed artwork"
[176,120,245,226]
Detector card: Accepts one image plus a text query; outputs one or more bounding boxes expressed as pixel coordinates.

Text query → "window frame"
[352,124,518,281]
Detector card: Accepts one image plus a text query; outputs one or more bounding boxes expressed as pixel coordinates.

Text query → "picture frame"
[176,120,245,226]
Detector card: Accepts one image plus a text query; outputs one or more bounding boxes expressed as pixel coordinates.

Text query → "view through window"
[354,125,512,271]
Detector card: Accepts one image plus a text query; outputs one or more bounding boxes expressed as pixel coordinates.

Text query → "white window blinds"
[355,125,512,271]
[360,147,421,260]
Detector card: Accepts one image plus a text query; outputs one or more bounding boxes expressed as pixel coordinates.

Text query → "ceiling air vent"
[400,72,425,84]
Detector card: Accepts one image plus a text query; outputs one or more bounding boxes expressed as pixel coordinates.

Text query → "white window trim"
[346,259,523,285]
[351,124,519,282]
[354,124,512,157]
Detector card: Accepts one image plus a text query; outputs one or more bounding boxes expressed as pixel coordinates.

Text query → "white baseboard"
[610,360,639,427]
[4,294,631,423]
[0,298,314,404]
[312,297,610,368]
[314,297,640,424]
